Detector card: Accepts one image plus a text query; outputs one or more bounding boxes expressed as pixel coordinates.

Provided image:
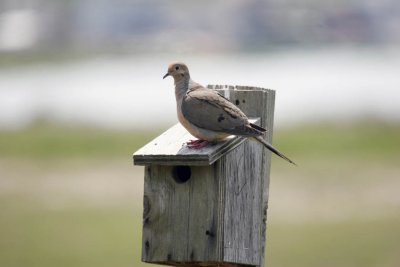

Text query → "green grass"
[268,219,400,267]
[273,121,400,161]
[0,201,144,267]
[1,121,400,267]
[1,200,399,267]
[1,121,399,161]
[0,123,163,160]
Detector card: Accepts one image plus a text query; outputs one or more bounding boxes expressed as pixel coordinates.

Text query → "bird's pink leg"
[186,139,209,149]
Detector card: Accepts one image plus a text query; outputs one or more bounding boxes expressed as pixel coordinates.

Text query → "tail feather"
[249,123,267,133]
[254,136,297,166]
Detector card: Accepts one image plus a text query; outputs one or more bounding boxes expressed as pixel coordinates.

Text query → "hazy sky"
[1,47,399,129]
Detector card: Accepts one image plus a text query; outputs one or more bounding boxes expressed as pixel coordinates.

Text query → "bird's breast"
[176,100,229,141]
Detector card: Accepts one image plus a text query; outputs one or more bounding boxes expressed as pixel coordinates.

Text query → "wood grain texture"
[210,85,275,267]
[142,164,221,263]
[142,143,262,267]
[217,140,263,265]
[140,85,275,267]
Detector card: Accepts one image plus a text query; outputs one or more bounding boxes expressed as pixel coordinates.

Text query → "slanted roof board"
[133,118,260,166]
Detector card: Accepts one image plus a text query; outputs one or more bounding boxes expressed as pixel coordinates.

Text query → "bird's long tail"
[254,136,297,166]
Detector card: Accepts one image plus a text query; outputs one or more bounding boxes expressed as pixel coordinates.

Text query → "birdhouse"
[133,85,276,267]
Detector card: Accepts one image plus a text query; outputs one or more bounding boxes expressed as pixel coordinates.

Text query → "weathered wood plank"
[142,165,191,262]
[142,164,224,264]
[217,140,263,265]
[211,85,275,267]
[133,118,260,166]
[186,166,221,262]
[255,88,275,267]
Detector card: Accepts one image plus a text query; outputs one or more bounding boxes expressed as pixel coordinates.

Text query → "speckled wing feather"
[181,87,264,136]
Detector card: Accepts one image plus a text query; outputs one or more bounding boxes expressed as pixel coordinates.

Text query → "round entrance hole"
[172,165,191,184]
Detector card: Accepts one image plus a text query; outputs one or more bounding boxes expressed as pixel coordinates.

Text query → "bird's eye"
[175,66,180,70]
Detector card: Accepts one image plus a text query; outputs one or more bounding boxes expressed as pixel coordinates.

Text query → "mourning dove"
[163,62,296,165]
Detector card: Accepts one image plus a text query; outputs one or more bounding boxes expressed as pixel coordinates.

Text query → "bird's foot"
[186,139,209,149]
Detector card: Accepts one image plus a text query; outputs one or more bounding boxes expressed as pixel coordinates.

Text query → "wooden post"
[133,85,275,267]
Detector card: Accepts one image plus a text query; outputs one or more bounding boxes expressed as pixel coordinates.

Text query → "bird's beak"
[163,72,170,79]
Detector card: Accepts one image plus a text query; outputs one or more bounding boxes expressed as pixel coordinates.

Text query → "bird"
[163,62,296,165]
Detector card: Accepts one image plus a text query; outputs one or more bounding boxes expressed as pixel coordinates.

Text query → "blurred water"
[1,47,399,129]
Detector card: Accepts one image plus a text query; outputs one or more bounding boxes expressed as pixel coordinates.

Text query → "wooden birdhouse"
[133,85,276,267]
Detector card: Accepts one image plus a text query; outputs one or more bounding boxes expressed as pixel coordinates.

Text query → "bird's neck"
[174,76,191,102]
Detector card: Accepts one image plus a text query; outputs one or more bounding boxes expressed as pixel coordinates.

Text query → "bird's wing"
[182,87,263,136]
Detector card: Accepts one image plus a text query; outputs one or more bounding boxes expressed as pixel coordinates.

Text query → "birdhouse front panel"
[142,164,224,264]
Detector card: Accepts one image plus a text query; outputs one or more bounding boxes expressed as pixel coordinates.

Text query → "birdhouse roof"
[133,118,259,166]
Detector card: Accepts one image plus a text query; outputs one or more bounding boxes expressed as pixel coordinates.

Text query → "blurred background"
[1,0,399,266]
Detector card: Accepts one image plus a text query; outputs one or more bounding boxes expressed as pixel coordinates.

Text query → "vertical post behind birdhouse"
[211,85,275,267]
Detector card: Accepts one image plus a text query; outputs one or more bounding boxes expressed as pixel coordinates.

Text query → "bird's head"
[163,62,190,80]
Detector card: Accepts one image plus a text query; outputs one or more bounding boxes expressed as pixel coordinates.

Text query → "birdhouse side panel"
[218,140,264,266]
